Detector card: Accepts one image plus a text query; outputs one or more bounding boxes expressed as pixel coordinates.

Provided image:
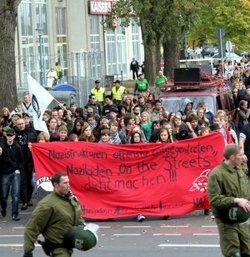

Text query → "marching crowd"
[1,59,250,222]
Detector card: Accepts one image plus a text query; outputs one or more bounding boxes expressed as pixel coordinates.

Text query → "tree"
[104,0,161,84]
[105,0,212,82]
[0,0,21,110]
[189,0,250,51]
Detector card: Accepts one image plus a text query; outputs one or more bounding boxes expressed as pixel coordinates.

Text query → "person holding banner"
[208,144,250,257]
[14,117,37,210]
[23,172,84,257]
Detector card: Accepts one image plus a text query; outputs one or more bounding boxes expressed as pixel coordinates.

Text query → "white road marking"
[201,225,217,228]
[154,233,182,236]
[122,225,151,228]
[12,227,25,230]
[99,226,111,229]
[113,233,141,236]
[0,235,23,237]
[0,244,41,247]
[160,225,189,228]
[193,233,219,236]
[158,244,220,248]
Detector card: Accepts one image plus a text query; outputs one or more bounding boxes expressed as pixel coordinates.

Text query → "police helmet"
[221,207,250,224]
[228,207,250,223]
[64,224,98,251]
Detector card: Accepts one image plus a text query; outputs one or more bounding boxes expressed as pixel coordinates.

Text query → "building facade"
[16,0,144,104]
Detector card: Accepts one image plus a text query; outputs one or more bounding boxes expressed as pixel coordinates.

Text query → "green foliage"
[105,0,210,46]
[103,0,221,77]
[189,0,250,50]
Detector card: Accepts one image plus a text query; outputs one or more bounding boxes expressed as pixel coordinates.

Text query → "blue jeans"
[1,172,21,217]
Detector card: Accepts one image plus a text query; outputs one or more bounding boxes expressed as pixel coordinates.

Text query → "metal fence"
[69,50,124,107]
[16,49,126,108]
[69,50,105,107]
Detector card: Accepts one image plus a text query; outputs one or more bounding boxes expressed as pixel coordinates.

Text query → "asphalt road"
[0,200,223,257]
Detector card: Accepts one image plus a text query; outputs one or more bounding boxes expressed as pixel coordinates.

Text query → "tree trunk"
[0,0,21,110]
[163,38,180,80]
[154,36,161,73]
[143,42,158,87]
[140,16,159,88]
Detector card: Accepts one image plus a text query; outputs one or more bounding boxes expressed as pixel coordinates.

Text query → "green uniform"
[135,79,148,92]
[208,161,250,257]
[24,191,82,257]
[155,75,167,87]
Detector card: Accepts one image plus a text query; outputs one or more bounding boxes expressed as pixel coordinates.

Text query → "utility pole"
[216,28,225,77]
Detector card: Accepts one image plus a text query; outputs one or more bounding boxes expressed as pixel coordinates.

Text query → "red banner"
[32,133,225,219]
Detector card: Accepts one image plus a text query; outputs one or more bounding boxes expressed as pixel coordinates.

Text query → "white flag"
[27,75,54,134]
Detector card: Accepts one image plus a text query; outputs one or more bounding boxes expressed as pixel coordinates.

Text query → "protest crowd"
[1,57,250,221]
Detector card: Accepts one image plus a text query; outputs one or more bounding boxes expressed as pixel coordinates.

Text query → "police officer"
[208,144,250,257]
[91,80,105,105]
[23,172,83,257]
[111,80,126,105]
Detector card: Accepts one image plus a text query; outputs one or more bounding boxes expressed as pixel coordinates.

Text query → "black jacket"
[0,140,24,175]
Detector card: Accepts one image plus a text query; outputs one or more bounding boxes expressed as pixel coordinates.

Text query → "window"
[90,15,100,51]
[35,1,48,35]
[131,21,141,63]
[56,7,67,35]
[19,1,33,36]
[89,15,102,79]
[55,7,68,76]
[105,21,127,78]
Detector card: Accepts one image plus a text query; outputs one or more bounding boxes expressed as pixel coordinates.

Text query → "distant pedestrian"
[22,92,34,120]
[134,74,149,95]
[0,128,24,221]
[130,58,140,80]
[140,61,145,74]
[155,70,167,88]
[54,62,63,82]
[46,68,58,88]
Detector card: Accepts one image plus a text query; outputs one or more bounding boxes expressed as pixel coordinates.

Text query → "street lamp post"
[184,32,188,67]
[36,26,45,86]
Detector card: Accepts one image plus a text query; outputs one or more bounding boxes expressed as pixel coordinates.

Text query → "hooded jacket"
[175,123,193,141]
[177,98,193,116]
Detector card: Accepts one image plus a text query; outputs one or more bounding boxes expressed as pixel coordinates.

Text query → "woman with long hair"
[122,94,134,113]
[140,111,152,142]
[0,107,10,128]
[69,117,85,138]
[48,117,60,141]
[197,107,210,127]
[158,128,173,143]
[171,115,182,140]
[130,131,143,144]
[79,122,96,142]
